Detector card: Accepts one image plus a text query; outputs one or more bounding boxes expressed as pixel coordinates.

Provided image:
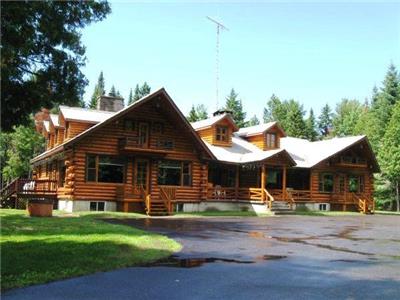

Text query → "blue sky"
[81,1,400,120]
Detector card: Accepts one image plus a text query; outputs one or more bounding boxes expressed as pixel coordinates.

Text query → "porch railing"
[206,187,264,201]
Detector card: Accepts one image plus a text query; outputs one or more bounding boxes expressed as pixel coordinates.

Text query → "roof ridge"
[59,105,116,114]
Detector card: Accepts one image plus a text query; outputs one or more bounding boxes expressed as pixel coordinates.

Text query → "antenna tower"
[207,16,228,110]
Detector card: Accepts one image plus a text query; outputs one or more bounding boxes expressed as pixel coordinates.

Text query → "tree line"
[88,71,151,108]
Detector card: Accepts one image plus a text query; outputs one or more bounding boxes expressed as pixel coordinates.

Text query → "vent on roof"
[213,109,233,117]
[97,95,124,112]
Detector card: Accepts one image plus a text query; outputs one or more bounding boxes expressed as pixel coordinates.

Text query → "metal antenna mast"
[207,16,228,110]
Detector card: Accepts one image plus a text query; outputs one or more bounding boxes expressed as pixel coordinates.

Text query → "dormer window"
[216,126,228,142]
[266,133,277,149]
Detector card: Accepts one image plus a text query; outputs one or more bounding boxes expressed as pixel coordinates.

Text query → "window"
[58,162,66,187]
[136,160,148,189]
[138,122,149,146]
[338,175,345,193]
[319,204,327,211]
[341,156,367,165]
[266,169,283,189]
[266,133,277,148]
[319,173,334,192]
[90,201,105,211]
[157,160,192,186]
[216,126,228,142]
[348,175,365,193]
[86,155,125,183]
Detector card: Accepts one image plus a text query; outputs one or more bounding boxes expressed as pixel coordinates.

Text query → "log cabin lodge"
[28,88,378,215]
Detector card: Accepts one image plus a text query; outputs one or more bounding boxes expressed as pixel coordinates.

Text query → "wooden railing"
[159,186,176,215]
[145,193,151,215]
[285,190,295,210]
[1,178,57,198]
[264,188,274,209]
[119,137,147,150]
[352,193,374,214]
[206,187,264,201]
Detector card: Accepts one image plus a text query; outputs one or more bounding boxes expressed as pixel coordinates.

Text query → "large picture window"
[157,160,192,186]
[319,173,334,192]
[86,155,125,183]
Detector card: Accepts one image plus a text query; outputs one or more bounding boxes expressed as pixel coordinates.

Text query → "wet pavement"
[4,215,400,299]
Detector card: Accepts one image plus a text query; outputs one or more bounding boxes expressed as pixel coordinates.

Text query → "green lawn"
[0,209,181,291]
[375,210,400,215]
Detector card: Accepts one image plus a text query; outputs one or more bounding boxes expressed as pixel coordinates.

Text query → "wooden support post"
[261,164,266,202]
[235,165,240,199]
[282,166,287,199]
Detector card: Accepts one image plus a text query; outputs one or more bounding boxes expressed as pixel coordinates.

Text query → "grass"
[0,209,181,291]
[374,210,400,215]
[175,210,273,217]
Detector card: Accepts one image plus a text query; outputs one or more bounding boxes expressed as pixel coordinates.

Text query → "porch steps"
[147,201,169,216]
[270,201,294,215]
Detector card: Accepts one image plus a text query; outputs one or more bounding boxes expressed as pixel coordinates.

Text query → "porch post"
[235,165,240,199]
[282,166,287,199]
[261,164,266,201]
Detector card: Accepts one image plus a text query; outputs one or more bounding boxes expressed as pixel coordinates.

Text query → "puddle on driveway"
[142,255,287,268]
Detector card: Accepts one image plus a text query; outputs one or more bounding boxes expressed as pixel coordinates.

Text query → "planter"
[27,199,53,217]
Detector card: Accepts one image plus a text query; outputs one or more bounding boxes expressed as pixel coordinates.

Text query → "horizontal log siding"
[310,165,373,203]
[196,119,234,147]
[72,101,205,203]
[66,121,93,140]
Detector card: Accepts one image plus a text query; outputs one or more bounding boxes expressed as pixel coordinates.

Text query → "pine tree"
[89,71,105,108]
[128,88,133,105]
[263,94,286,124]
[133,84,141,102]
[332,99,363,136]
[305,109,317,141]
[318,104,333,138]
[225,88,246,128]
[186,104,208,122]
[140,82,151,97]
[284,100,306,138]
[187,105,198,122]
[248,115,260,126]
[132,82,151,103]
[381,63,400,105]
[109,85,117,97]
[379,101,400,211]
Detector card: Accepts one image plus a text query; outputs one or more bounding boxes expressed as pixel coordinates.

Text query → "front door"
[135,159,150,195]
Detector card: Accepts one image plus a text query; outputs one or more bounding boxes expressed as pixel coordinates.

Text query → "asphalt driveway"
[4,215,400,299]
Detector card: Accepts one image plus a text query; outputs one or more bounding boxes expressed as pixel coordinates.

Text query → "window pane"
[87,169,96,182]
[97,202,105,211]
[158,160,181,186]
[90,202,97,211]
[98,164,124,183]
[348,176,359,193]
[87,155,96,168]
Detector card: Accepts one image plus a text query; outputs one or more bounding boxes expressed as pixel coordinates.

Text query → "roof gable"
[191,113,239,132]
[59,106,115,124]
[237,122,286,137]
[32,88,215,163]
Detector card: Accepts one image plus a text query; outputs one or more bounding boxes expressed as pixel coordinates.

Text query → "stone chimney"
[34,108,50,133]
[96,95,124,112]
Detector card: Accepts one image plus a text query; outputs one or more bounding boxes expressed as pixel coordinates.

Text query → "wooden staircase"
[144,187,176,216]
[353,193,374,214]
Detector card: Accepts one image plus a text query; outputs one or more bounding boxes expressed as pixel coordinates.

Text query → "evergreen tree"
[186,104,208,122]
[381,63,400,105]
[128,88,133,105]
[305,109,318,141]
[248,115,260,126]
[140,82,151,97]
[1,1,111,131]
[379,101,400,211]
[132,82,151,103]
[225,89,246,128]
[109,85,117,97]
[263,94,286,124]
[284,100,307,138]
[318,104,333,138]
[89,71,105,108]
[332,99,363,136]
